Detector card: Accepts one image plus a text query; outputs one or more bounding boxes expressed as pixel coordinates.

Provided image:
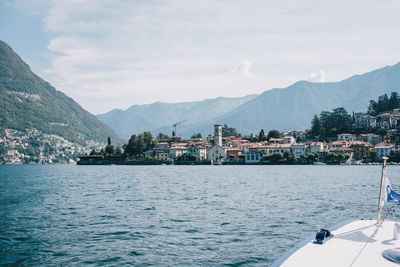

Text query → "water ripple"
[1,165,400,265]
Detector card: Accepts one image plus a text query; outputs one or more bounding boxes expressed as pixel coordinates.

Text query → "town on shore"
[79,93,400,165]
[0,128,102,164]
[2,92,400,165]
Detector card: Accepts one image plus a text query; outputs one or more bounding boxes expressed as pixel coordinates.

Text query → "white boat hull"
[273,219,400,266]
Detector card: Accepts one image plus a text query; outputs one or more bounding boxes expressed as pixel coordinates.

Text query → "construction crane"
[172,119,187,136]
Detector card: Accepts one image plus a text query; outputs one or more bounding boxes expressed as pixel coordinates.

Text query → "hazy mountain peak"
[149,61,400,137]
[98,94,258,139]
[96,61,400,139]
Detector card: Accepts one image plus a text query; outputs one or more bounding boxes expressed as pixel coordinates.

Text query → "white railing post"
[377,156,388,225]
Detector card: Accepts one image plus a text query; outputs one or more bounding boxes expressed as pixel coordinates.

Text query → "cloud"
[309,71,326,82]
[28,0,400,114]
[235,61,253,77]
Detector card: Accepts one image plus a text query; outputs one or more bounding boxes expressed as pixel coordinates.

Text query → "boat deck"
[275,219,400,266]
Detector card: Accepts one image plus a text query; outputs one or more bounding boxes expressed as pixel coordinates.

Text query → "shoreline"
[76,159,399,166]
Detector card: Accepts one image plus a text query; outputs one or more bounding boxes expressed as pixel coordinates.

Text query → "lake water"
[1,165,400,266]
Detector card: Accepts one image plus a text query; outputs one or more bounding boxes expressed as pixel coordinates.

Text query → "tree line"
[368,92,400,116]
[308,107,352,140]
[308,92,400,141]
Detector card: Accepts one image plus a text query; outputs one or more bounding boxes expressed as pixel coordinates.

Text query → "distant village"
[2,92,400,165]
[79,107,400,165]
[0,128,103,164]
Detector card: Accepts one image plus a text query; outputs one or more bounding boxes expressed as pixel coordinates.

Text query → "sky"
[1,0,400,114]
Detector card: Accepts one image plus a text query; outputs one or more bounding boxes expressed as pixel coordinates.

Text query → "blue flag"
[386,177,400,204]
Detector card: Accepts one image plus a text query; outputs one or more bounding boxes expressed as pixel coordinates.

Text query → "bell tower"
[214,124,222,146]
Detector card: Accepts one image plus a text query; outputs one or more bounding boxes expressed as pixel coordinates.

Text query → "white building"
[207,145,226,163]
[307,142,324,154]
[269,138,283,144]
[376,120,391,130]
[187,144,207,160]
[169,145,187,159]
[354,113,376,128]
[249,145,274,157]
[292,143,306,158]
[282,136,296,145]
[274,144,292,154]
[207,124,225,163]
[337,134,357,142]
[244,152,261,164]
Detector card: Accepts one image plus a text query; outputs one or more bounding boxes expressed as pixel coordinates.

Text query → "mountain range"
[2,38,399,144]
[98,62,400,138]
[97,95,257,140]
[0,40,124,145]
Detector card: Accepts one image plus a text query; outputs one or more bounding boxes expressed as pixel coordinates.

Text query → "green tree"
[187,154,199,161]
[157,133,170,140]
[309,114,323,139]
[368,100,377,115]
[368,92,400,115]
[124,134,139,155]
[370,150,378,162]
[0,143,6,155]
[283,151,296,163]
[25,144,36,156]
[258,129,267,141]
[332,107,352,134]
[222,124,239,137]
[105,136,115,154]
[318,107,351,137]
[272,152,284,162]
[378,94,390,112]
[337,153,345,163]
[327,152,337,162]
[245,133,258,142]
[389,92,400,110]
[307,153,317,163]
[177,154,185,161]
[320,110,333,133]
[115,146,122,154]
[105,144,115,154]
[268,130,281,140]
[43,143,53,155]
[191,133,202,139]
[123,132,156,156]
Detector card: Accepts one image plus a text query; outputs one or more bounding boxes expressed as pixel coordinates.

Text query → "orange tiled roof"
[375,144,394,149]
[349,141,373,147]
[226,147,242,151]
[329,147,353,152]
[171,143,187,147]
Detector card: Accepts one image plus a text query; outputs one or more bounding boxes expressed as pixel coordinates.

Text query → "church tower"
[214,124,222,147]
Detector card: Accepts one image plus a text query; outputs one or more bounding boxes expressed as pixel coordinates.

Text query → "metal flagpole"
[377,156,388,225]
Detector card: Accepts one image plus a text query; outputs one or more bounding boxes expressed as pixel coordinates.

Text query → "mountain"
[0,40,124,145]
[97,95,256,139]
[99,62,400,138]
[177,62,400,136]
